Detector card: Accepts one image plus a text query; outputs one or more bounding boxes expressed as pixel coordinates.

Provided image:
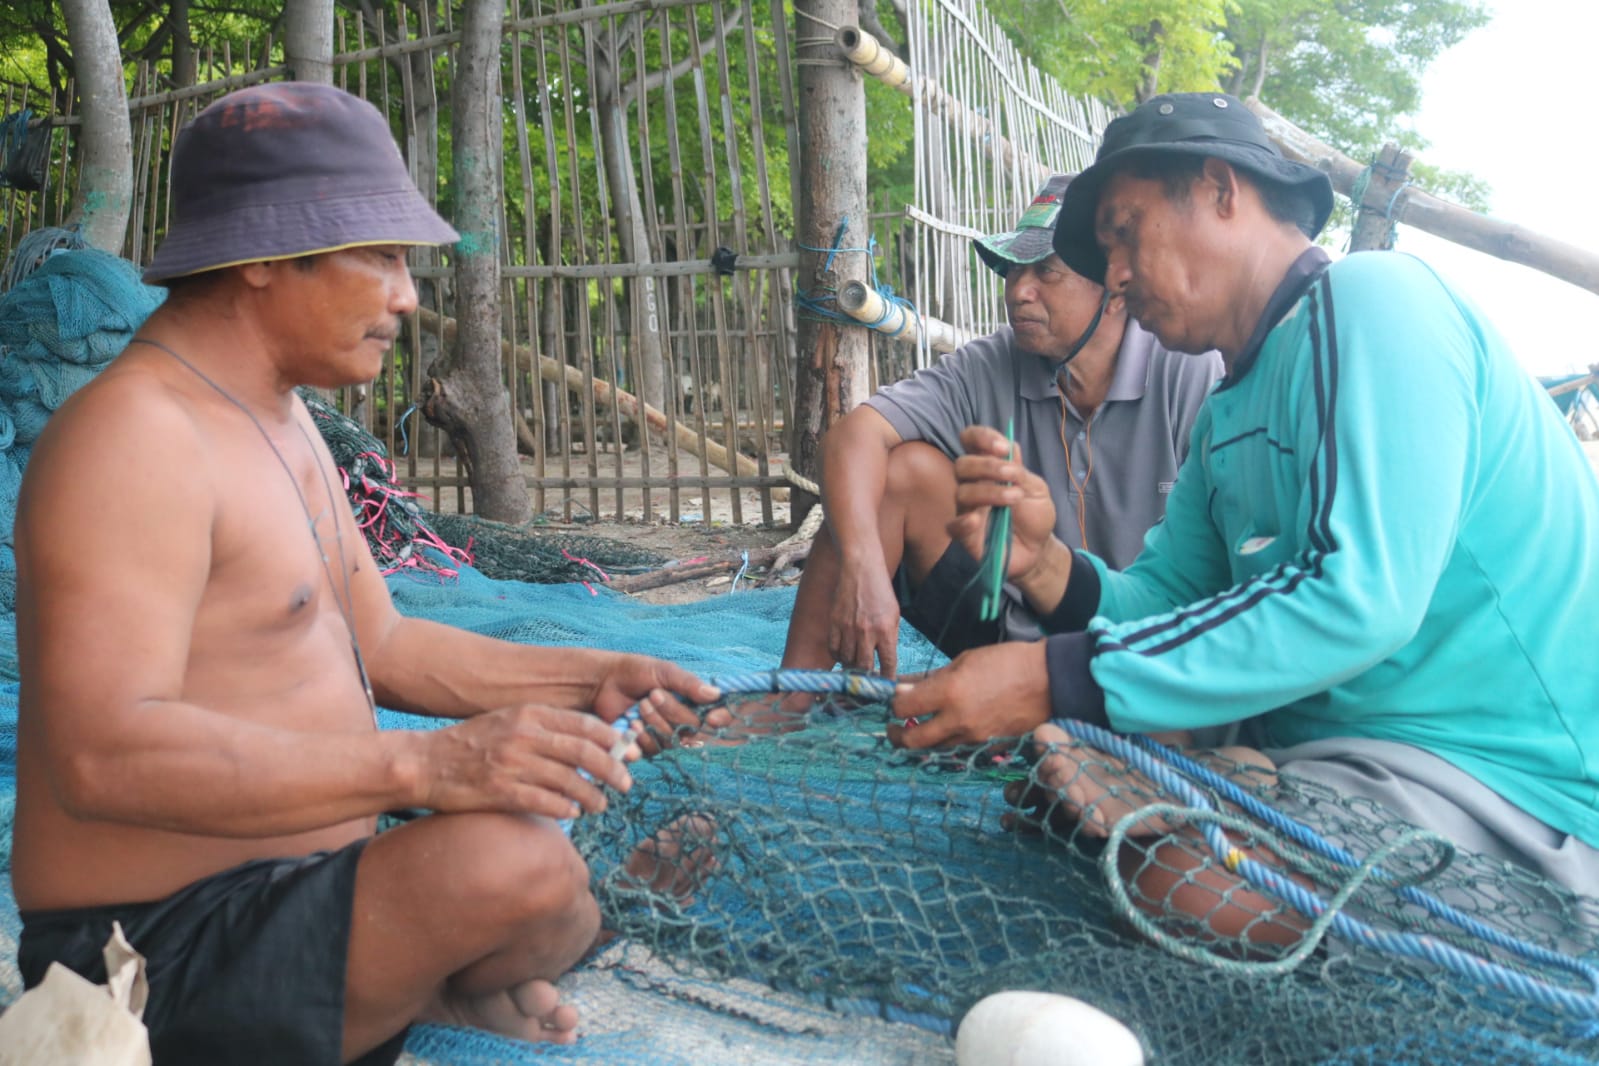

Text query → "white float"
[954,990,1144,1066]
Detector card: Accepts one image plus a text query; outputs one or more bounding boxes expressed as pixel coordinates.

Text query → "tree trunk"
[592,28,666,413]
[1135,20,1165,103]
[789,0,870,521]
[284,0,335,84]
[170,0,196,88]
[425,0,530,523]
[60,0,132,254]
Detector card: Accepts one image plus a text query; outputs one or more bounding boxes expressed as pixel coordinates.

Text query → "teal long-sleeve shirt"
[1044,250,1599,847]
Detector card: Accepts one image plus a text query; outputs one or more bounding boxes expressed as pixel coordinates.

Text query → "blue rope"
[729,550,750,593]
[396,402,419,456]
[792,216,920,335]
[1057,719,1599,1027]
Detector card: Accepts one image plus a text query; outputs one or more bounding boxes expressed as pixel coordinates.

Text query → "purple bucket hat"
[143,82,459,283]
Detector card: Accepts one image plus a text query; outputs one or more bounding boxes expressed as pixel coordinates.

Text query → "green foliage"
[1224,0,1489,152]
[981,0,1492,227]
[1218,0,1490,240]
[986,0,1237,106]
[0,0,284,96]
[0,0,1494,261]
[0,2,64,94]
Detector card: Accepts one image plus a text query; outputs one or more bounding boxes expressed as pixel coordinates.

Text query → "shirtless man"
[12,82,717,1065]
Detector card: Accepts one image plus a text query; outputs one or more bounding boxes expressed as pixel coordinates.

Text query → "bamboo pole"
[414,307,763,482]
[1546,371,1598,399]
[837,280,967,352]
[1245,97,1599,297]
[1347,143,1413,253]
[835,26,1049,185]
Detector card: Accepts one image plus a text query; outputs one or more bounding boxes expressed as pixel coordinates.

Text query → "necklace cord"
[128,337,378,724]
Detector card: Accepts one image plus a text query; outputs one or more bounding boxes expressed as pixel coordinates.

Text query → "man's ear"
[1199,157,1241,219]
[236,261,274,289]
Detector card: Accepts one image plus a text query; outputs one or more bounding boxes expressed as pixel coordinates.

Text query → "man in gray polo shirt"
[781,174,1223,677]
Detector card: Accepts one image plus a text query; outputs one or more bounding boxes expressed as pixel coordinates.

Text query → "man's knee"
[883,441,959,578]
[429,813,595,928]
[884,440,956,507]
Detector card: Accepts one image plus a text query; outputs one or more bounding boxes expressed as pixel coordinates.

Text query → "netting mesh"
[570,704,1599,1064]
[0,248,165,610]
[303,392,667,583]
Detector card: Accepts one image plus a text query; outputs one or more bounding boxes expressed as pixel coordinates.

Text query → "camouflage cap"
[973,174,1078,279]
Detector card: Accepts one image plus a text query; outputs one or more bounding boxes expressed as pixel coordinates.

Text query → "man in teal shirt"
[892,92,1599,938]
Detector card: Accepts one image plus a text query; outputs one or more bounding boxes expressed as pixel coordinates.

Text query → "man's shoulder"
[28,357,201,483]
[1325,250,1446,302]
[874,326,1014,401]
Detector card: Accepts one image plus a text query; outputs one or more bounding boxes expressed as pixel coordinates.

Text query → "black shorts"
[18,841,406,1066]
[895,540,1007,659]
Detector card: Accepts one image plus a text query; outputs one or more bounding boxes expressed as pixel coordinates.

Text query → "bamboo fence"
[1,0,803,525]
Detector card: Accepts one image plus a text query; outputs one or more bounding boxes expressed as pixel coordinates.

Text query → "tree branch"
[638,7,743,94]
[1250,35,1270,98]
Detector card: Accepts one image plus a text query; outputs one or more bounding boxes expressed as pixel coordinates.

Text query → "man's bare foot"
[618,813,720,905]
[1025,723,1171,839]
[422,977,579,1045]
[1016,726,1279,839]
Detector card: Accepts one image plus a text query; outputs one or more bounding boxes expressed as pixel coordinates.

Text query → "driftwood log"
[1245,97,1599,297]
[609,542,810,594]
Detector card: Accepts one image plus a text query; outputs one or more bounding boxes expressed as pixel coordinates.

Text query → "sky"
[1394,0,1599,378]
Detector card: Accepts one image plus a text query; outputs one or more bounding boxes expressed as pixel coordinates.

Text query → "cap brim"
[1054,141,1334,283]
[144,187,459,283]
[973,225,1055,278]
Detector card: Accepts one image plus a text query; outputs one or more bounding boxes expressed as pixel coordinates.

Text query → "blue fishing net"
[0,248,165,610]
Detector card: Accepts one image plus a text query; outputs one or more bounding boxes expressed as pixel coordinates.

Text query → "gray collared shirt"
[866,321,1223,572]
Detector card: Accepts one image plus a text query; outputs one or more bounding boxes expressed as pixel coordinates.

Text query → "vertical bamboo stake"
[658,8,713,523]
[713,3,773,524]
[632,9,671,523]
[686,9,742,525]
[556,14,601,520]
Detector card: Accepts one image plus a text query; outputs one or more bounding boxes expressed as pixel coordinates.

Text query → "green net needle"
[977,419,1016,623]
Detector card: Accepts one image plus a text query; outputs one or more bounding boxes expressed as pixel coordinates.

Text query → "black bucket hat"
[144,82,459,283]
[974,174,1074,278]
[1053,92,1334,283]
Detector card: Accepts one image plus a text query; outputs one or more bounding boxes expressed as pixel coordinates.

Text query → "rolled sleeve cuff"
[1037,550,1102,634]
[1044,631,1109,729]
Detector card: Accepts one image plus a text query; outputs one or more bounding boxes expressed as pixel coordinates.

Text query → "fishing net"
[563,677,1599,1066]
[303,392,667,583]
[0,248,165,610]
[0,110,51,193]
[0,226,90,296]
